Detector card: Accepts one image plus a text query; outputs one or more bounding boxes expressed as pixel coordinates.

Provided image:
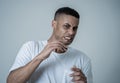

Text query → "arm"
[7,54,44,83]
[7,41,67,83]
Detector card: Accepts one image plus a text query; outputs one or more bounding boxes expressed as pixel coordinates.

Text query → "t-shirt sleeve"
[9,41,34,72]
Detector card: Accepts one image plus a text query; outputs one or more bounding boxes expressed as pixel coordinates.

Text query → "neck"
[47,35,57,43]
[48,36,69,53]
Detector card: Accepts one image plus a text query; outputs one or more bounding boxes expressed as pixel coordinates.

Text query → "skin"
[70,66,87,83]
[50,14,79,45]
[7,14,87,83]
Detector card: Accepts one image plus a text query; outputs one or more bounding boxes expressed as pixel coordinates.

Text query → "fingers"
[48,41,67,49]
[70,66,87,82]
[71,66,85,77]
[40,41,68,59]
[48,41,68,53]
[54,45,67,53]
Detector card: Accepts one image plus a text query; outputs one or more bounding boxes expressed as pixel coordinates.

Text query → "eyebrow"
[64,23,71,26]
[64,23,78,28]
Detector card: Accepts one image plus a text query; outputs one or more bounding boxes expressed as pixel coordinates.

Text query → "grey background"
[0,0,120,83]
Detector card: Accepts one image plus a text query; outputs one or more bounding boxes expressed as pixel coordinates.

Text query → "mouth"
[64,36,72,40]
[64,36,74,42]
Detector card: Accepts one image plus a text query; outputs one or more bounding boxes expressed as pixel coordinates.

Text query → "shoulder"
[20,40,47,56]
[22,40,47,48]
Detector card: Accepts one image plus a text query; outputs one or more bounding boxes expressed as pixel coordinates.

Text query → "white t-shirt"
[10,40,93,83]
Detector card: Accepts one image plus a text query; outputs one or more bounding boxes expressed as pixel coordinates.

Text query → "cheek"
[56,24,66,37]
[60,29,66,36]
[56,30,66,39]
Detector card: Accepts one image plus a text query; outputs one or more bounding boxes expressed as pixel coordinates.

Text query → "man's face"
[52,14,79,45]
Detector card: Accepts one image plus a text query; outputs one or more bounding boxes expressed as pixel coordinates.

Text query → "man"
[7,7,93,83]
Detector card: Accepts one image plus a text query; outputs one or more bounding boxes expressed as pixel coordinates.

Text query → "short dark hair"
[54,7,80,20]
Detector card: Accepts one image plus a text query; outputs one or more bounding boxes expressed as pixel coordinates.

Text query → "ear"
[52,20,57,29]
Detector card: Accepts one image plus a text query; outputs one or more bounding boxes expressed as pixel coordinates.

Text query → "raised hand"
[70,66,87,83]
[38,41,67,60]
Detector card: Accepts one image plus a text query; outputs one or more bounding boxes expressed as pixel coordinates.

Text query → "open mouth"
[65,36,71,40]
[64,36,73,41]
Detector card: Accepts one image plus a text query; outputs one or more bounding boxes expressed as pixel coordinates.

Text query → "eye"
[73,26,78,31]
[63,24,70,29]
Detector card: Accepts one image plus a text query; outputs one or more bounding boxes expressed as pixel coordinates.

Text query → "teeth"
[65,37,71,40]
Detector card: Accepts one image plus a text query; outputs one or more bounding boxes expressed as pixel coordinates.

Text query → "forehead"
[56,14,79,26]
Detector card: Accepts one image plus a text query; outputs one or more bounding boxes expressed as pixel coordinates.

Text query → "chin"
[64,41,72,46]
[60,39,73,45]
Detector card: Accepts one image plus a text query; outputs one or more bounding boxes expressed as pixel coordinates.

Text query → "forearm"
[7,55,44,83]
[7,41,66,83]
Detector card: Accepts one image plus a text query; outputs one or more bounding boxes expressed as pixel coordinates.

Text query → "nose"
[68,28,75,35]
